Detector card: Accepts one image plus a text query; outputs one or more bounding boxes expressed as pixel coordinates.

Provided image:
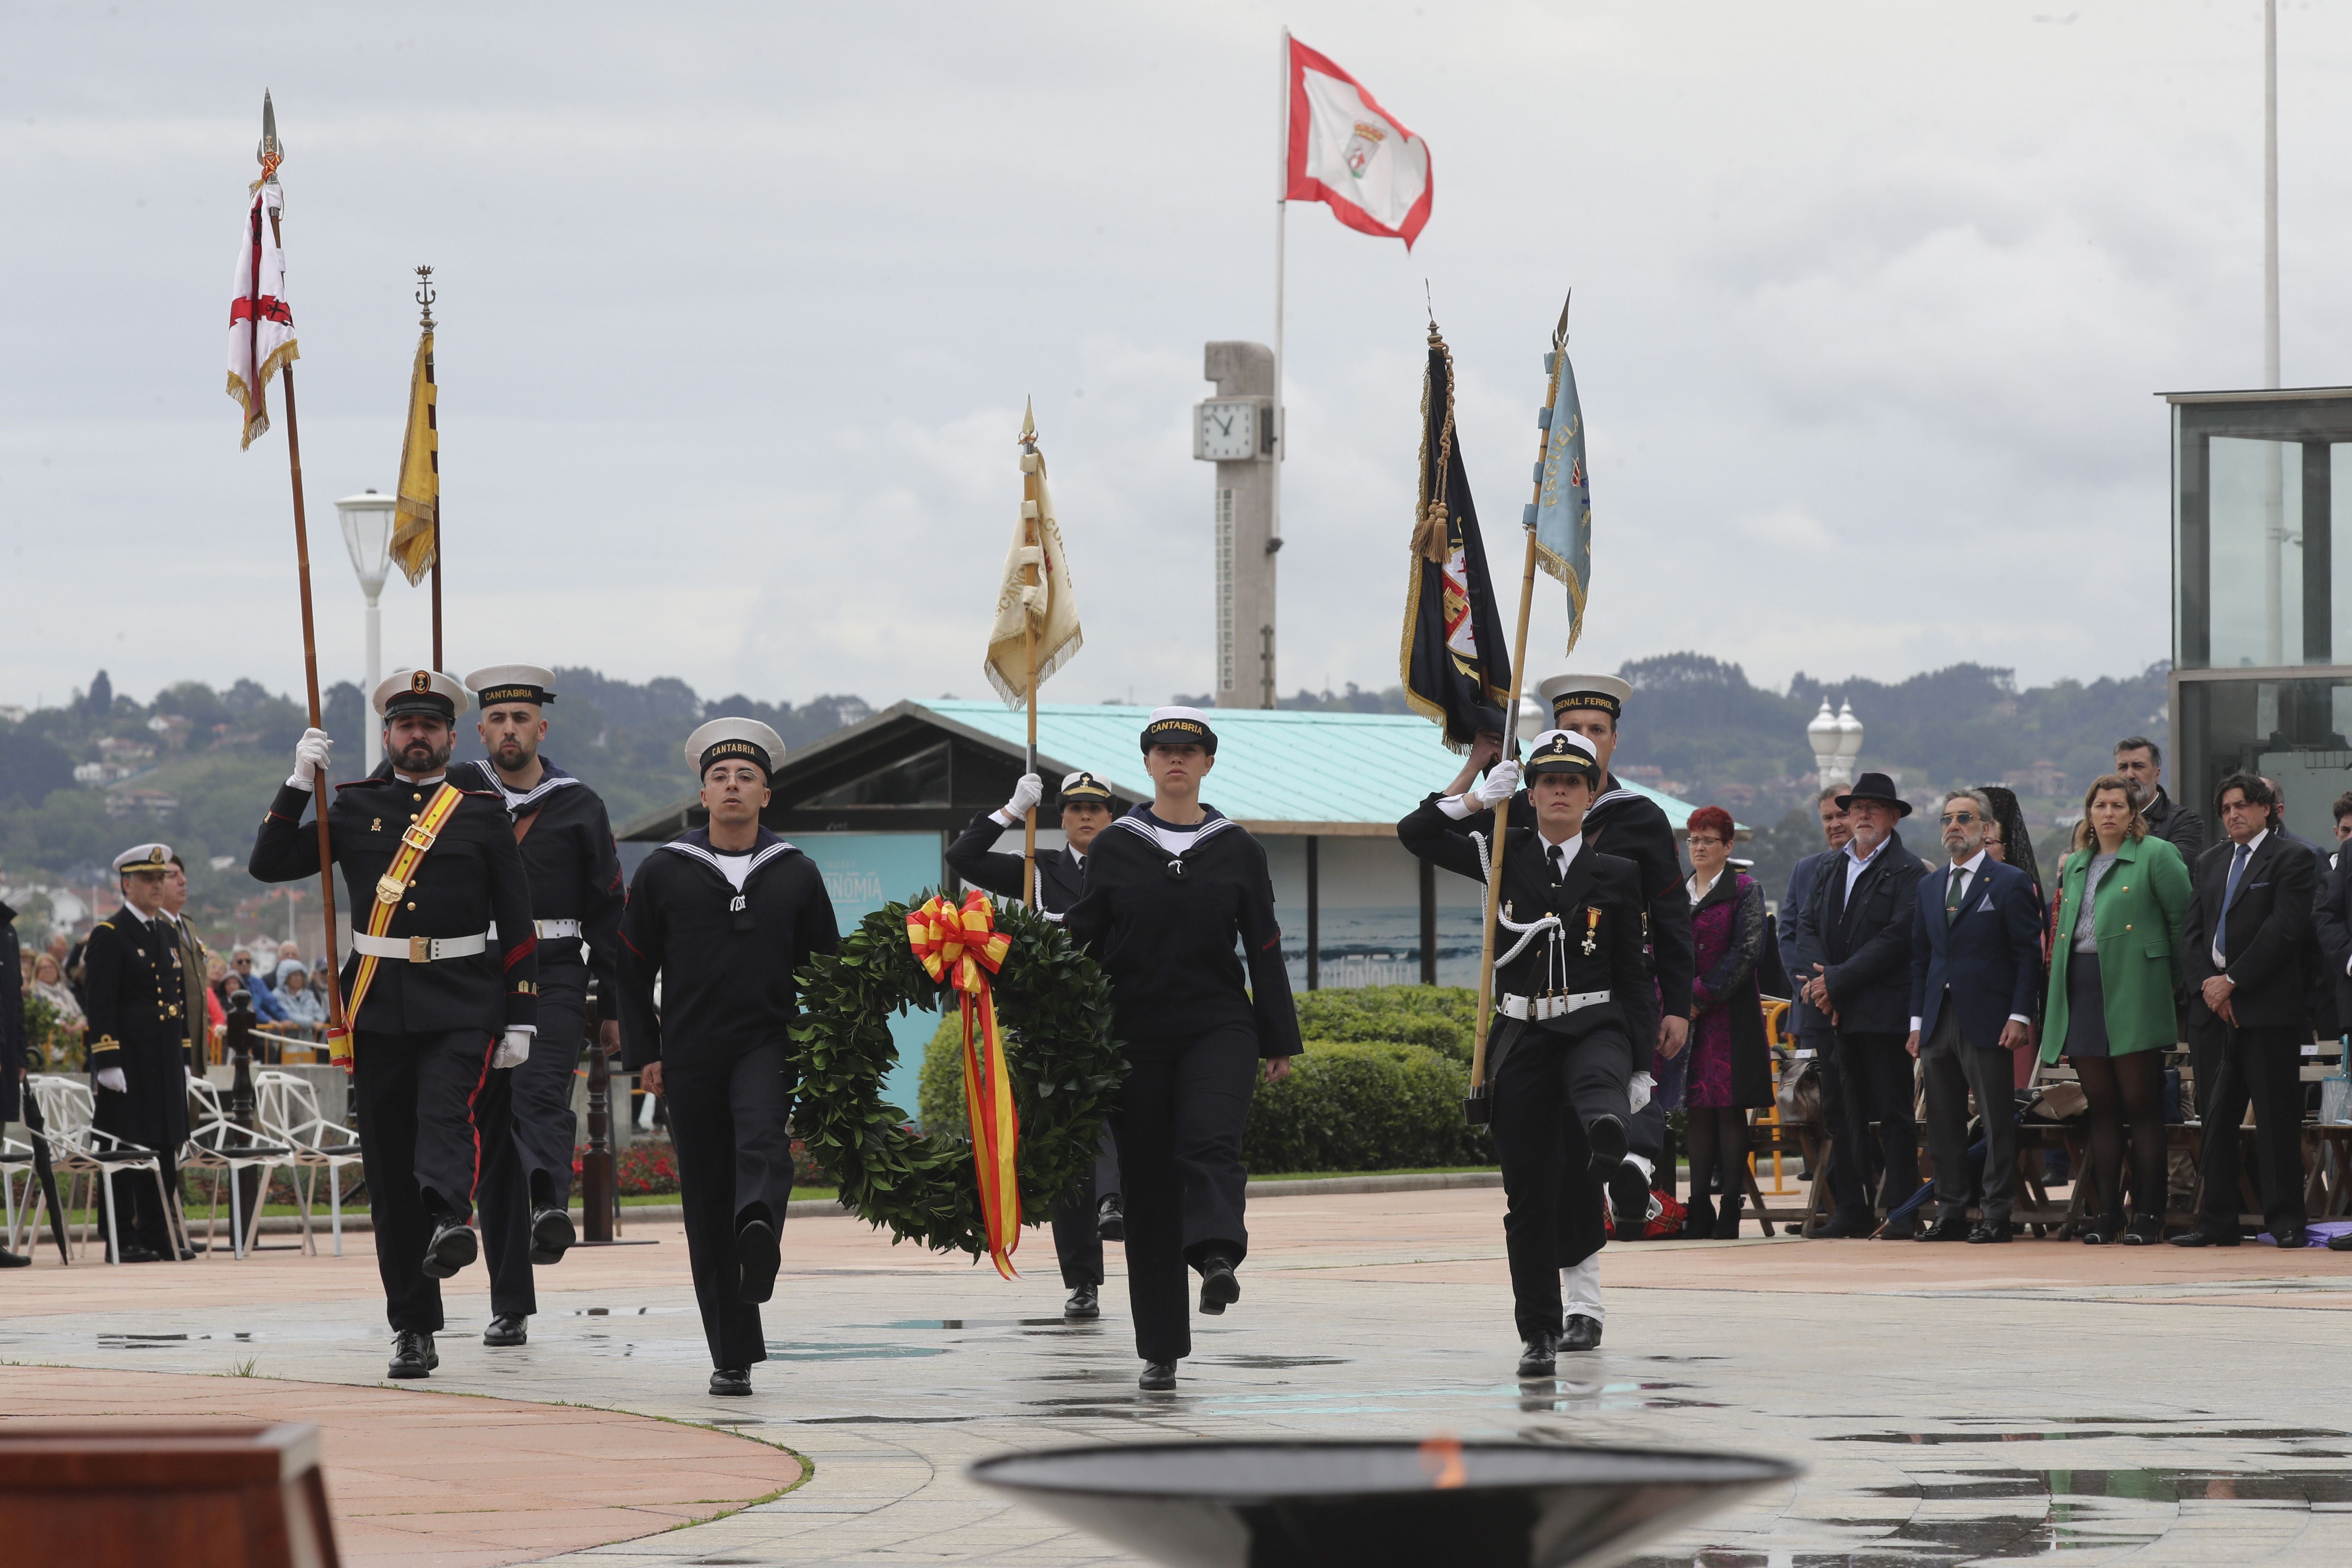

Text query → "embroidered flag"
[389,328,439,585]
[1285,37,1433,249]
[1528,331,1594,654]
[225,181,298,449]
[1400,325,1511,751]
[984,403,1084,705]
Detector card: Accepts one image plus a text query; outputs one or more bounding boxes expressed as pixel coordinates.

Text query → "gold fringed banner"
[906,891,1021,1276]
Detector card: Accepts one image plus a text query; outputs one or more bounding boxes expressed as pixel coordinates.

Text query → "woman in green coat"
[2041,773,2193,1246]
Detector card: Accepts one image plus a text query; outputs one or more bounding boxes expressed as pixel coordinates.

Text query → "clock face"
[1197,400,1258,461]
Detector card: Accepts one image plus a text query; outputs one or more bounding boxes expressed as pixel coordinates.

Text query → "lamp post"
[336,491,396,771]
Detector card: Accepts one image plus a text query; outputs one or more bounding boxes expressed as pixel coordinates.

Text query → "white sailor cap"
[113,842,176,876]
[1524,729,1599,781]
[1141,706,1217,755]
[1059,769,1115,804]
[372,668,469,722]
[686,717,786,779]
[1536,673,1633,721]
[465,664,557,708]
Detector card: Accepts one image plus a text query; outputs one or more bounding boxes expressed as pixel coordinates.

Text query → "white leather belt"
[1499,989,1610,1021]
[487,920,582,940]
[351,931,489,963]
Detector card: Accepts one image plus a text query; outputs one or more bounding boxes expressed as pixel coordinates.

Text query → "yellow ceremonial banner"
[389,329,438,586]
[983,413,1083,705]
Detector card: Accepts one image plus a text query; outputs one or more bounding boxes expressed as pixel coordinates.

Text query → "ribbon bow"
[907,891,1022,1277]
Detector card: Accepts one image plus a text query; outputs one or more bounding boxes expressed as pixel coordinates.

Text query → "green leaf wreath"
[788,891,1123,1258]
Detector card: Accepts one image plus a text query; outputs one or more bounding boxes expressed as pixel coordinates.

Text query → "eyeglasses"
[1938,812,1979,825]
[1687,836,1726,848]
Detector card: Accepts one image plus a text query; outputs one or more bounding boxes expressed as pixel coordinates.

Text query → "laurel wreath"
[788,892,1123,1259]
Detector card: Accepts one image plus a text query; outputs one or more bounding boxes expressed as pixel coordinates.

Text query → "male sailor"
[616,719,839,1396]
[1397,730,1657,1374]
[945,766,1126,1319]
[82,842,194,1262]
[456,664,627,1348]
[250,670,540,1379]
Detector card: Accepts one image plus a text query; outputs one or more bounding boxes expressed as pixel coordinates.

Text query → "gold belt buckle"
[375,873,404,905]
[401,822,438,852]
[408,935,432,964]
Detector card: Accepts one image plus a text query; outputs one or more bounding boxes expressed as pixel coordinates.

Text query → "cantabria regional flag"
[1284,37,1432,249]
[226,181,298,449]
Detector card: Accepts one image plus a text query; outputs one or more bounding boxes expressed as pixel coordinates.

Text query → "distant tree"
[84,670,112,717]
[0,726,75,807]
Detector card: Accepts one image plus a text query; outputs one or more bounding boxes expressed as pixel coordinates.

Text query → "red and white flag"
[226,181,299,449]
[1284,38,1432,249]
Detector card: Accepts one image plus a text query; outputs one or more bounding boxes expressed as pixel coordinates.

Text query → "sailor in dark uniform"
[945,766,1125,1319]
[82,842,194,1262]
[1535,674,1694,1234]
[1398,730,1657,1375]
[1064,708,1302,1392]
[454,664,627,1349]
[616,719,840,1397]
[250,669,540,1379]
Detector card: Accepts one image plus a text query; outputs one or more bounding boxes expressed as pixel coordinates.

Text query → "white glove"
[288,727,333,790]
[492,1029,533,1069]
[96,1066,127,1093]
[1628,1070,1656,1115]
[997,772,1044,825]
[1472,759,1522,808]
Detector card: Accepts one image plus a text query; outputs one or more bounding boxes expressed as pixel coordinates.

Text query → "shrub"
[569,1139,681,1196]
[1244,1039,1492,1174]
[1292,984,1479,1064]
[917,1010,967,1139]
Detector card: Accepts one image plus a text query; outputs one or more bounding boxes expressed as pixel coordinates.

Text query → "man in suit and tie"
[1782,787,1871,1232]
[2176,772,2314,1248]
[1801,772,1929,1237]
[1908,789,2043,1243]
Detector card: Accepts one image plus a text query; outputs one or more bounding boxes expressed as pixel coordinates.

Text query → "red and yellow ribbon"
[907,891,1021,1277]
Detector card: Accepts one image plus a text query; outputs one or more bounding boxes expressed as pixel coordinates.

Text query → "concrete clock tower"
[1194,341,1282,708]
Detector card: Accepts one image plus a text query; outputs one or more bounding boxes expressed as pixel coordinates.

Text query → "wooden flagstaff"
[1468,292,1574,1112]
[1017,401,1042,905]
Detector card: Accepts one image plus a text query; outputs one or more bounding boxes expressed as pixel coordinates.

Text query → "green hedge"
[1293,984,1479,1065]
[918,1011,968,1139]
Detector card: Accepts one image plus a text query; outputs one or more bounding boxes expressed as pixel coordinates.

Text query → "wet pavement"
[3,1185,2349,1565]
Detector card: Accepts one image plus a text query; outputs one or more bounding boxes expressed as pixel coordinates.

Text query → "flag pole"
[1018,401,1041,905]
[1468,293,1573,1112]
[417,266,442,671]
[256,101,349,1050]
[1270,25,1290,635]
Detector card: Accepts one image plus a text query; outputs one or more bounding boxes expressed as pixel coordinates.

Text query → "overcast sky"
[5,1,2346,717]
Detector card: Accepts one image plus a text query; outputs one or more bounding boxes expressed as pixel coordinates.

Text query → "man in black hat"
[251,668,540,1377]
[454,664,628,1348]
[618,719,840,1396]
[946,766,1126,1319]
[1799,771,1929,1237]
[1399,730,1657,1375]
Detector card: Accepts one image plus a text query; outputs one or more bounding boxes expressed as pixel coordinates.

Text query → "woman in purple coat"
[1681,806,1775,1239]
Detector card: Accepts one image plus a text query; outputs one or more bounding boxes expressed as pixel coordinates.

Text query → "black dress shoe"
[1606,1161,1653,1235]
[2122,1214,2166,1246]
[1139,1360,1177,1391]
[1064,1283,1100,1319]
[1197,1256,1240,1316]
[1877,1219,1918,1241]
[422,1218,478,1279]
[2169,1225,2241,1248]
[2272,1226,2309,1250]
[709,1367,753,1397]
[1560,1314,1603,1353]
[1915,1218,1970,1242]
[528,1206,576,1265]
[110,1243,163,1264]
[1096,1195,1127,1243]
[736,1219,780,1304]
[1516,1334,1557,1378]
[1810,1211,1873,1239]
[1585,1113,1628,1171]
[2080,1213,2125,1246]
[483,1313,529,1347]
[2328,1231,2352,1252]
[0,1247,28,1269]
[387,1330,438,1379]
[1967,1221,2012,1244]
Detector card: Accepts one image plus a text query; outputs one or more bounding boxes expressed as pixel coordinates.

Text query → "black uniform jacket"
[1396,796,1658,1068]
[455,759,626,1019]
[1063,806,1302,1058]
[1804,830,1929,1035]
[2183,829,2315,1032]
[616,827,840,1073]
[945,808,1087,914]
[80,906,191,1150]
[2313,849,2352,1032]
[250,768,539,1037]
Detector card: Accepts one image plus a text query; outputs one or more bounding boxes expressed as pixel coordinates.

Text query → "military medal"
[1582,906,1599,956]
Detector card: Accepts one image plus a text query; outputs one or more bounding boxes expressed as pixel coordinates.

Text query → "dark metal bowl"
[970,1438,1797,1568]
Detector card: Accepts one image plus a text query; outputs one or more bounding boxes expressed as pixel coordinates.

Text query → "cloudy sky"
[5,1,2346,716]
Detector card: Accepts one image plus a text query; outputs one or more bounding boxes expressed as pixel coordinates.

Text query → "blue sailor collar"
[470,757,584,813]
[1109,803,1239,851]
[659,825,800,882]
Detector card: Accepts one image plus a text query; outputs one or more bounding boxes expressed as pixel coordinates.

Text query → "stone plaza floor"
[5,1184,2352,1565]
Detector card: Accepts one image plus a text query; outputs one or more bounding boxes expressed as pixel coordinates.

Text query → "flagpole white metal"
[2260,0,2285,664]
[1271,27,1289,603]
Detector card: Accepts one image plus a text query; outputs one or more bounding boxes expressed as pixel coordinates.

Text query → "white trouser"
[1561,1257,1605,1323]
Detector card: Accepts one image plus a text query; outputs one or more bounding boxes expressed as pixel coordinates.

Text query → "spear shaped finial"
[1018,396,1036,449]
[256,90,284,183]
[1553,289,1573,350]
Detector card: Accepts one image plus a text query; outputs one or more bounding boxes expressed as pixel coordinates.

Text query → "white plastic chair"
[181,1077,295,1260]
[254,1070,365,1257]
[25,1074,189,1265]
[1,1133,34,1254]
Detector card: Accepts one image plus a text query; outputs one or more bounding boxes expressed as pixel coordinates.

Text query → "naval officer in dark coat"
[617,718,840,1396]
[1399,730,1658,1376]
[945,765,1125,1320]
[455,663,628,1348]
[1064,708,1302,1393]
[83,842,195,1262]
[251,669,541,1378]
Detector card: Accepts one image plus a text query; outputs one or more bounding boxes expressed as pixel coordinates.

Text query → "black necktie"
[1548,844,1565,883]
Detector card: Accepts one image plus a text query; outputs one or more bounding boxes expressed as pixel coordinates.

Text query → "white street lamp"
[336,490,397,771]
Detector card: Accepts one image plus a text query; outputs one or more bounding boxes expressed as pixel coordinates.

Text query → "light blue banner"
[1526,346,1592,652]
[795,831,944,1121]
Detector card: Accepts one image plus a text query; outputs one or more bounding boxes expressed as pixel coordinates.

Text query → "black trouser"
[1491,1018,1630,1343]
[479,984,588,1317]
[2194,1022,2307,1235]
[1835,1030,1919,1221]
[103,1152,180,1257]
[93,1059,184,1257]
[1110,1025,1257,1365]
[1049,1127,1122,1290]
[1920,1008,2017,1228]
[1801,1031,1868,1222]
[665,1041,796,1369]
[352,1028,497,1333]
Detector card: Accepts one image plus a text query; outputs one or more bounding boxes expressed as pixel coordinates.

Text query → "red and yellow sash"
[907,891,1020,1277]
[329,781,465,1068]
